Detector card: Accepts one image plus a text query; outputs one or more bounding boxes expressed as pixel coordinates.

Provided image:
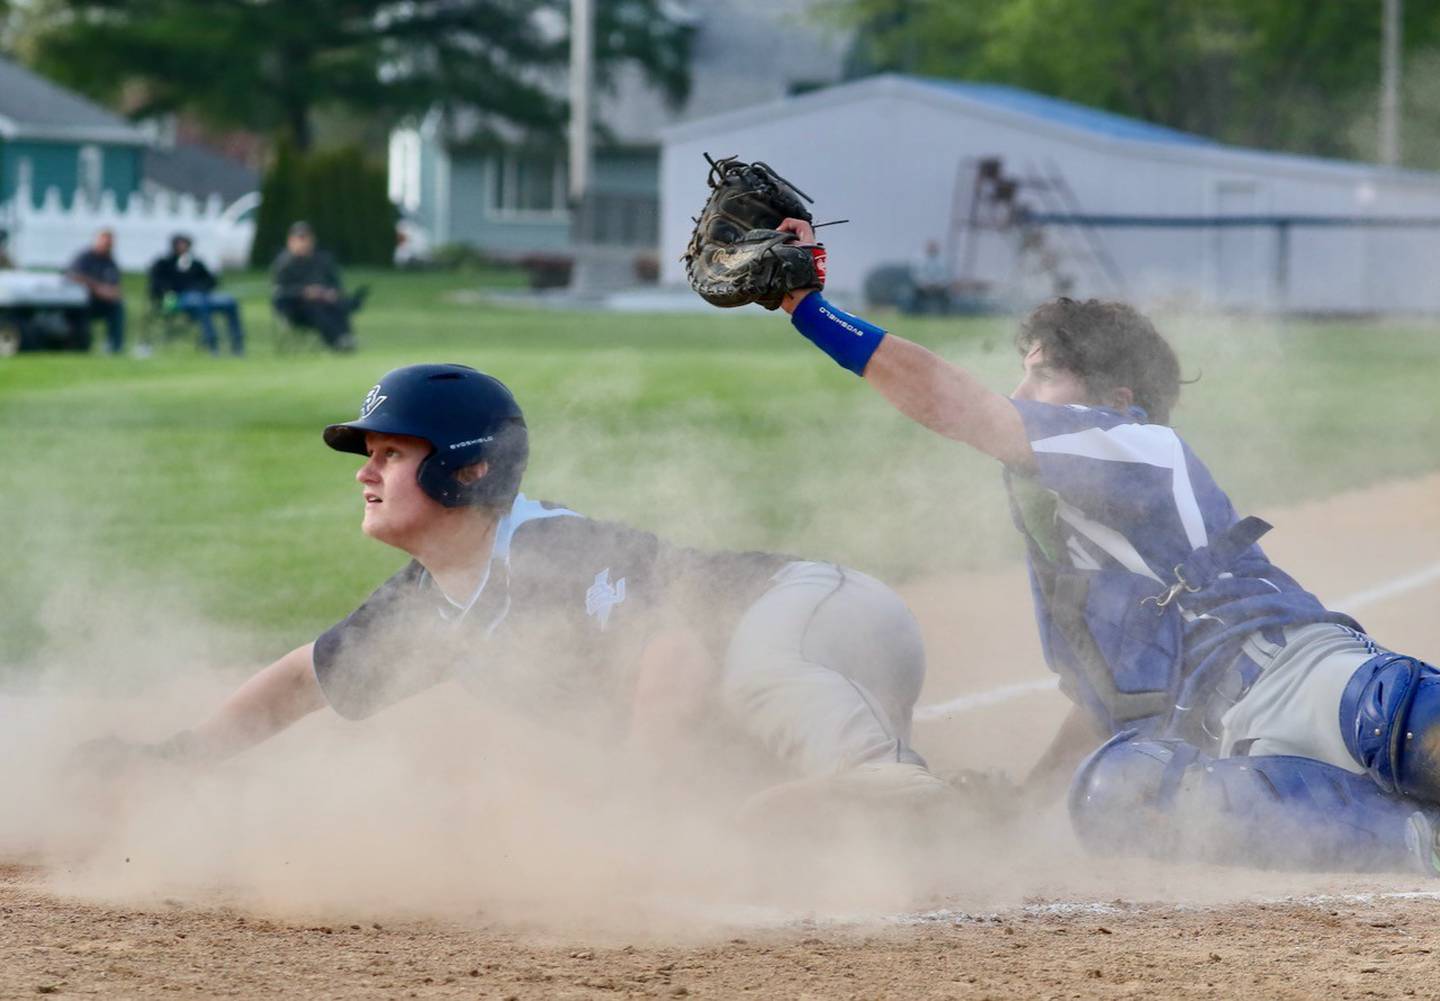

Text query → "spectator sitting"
[270,221,366,352]
[149,233,245,356]
[0,229,14,269]
[67,228,126,355]
[907,239,951,315]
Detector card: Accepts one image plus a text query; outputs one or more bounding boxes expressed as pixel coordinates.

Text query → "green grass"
[3,268,1438,673]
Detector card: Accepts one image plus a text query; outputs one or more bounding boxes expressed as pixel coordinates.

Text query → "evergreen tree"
[249,136,298,269]
[251,144,393,268]
[30,0,693,152]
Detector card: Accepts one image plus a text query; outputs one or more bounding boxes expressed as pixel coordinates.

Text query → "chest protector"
[1013,474,1273,735]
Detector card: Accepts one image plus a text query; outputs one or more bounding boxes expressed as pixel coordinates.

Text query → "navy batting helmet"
[323,364,528,509]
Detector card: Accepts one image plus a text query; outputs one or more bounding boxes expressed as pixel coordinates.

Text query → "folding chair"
[269,304,329,354]
[137,293,200,356]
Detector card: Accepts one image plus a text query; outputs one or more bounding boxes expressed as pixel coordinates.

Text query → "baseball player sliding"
[683,155,1440,873]
[87,363,950,818]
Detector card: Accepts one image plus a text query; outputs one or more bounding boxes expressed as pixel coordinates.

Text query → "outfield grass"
[2,268,1438,672]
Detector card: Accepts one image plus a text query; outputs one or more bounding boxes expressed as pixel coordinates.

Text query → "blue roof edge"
[906,75,1440,181]
[911,77,1215,148]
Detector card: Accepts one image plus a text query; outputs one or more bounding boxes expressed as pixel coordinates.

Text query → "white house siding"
[389,0,850,262]
[447,156,568,255]
[660,76,1440,314]
[415,145,661,257]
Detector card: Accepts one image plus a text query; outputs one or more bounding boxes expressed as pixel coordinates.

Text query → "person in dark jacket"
[149,233,245,356]
[270,221,366,351]
[67,229,126,354]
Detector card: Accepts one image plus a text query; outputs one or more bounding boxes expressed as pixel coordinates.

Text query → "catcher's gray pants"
[721,561,927,778]
[1218,623,1377,773]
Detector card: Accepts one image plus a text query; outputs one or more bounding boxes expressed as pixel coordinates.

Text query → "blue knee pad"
[1068,732,1439,874]
[1340,653,1440,802]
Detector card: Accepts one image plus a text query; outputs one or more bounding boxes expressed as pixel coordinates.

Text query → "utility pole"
[1380,0,1402,166]
[568,0,594,211]
[567,0,629,296]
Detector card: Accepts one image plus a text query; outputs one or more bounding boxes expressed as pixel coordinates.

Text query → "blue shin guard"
[1340,653,1440,803]
[1068,732,1440,875]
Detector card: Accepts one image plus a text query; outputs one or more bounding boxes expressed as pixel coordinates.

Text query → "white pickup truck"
[0,269,92,356]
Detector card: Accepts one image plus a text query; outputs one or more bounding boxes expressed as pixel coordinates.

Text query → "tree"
[250,136,299,268]
[831,0,1440,167]
[0,1,17,51]
[249,142,394,267]
[28,0,693,151]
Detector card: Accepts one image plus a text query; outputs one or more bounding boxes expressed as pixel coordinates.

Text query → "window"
[77,144,103,203]
[489,154,566,216]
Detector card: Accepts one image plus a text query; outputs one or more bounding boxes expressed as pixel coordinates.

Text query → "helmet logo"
[449,435,494,450]
[359,385,388,419]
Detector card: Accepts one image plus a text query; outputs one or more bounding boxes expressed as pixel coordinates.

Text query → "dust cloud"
[0,642,1076,939]
[0,381,1065,941]
[3,302,1435,939]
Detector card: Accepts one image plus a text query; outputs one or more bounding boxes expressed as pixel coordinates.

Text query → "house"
[387,0,850,264]
[0,56,149,211]
[143,141,259,205]
[0,60,259,270]
[659,74,1440,314]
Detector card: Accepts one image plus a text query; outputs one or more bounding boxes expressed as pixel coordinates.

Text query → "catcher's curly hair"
[1016,298,1182,425]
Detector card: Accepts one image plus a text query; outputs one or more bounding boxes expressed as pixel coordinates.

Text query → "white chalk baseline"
[914,559,1440,721]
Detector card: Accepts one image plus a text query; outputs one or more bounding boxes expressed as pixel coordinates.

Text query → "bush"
[633,253,660,285]
[249,136,299,270]
[429,243,501,271]
[249,141,396,269]
[518,254,573,290]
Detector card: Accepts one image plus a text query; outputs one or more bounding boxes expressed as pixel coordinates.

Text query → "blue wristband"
[789,292,886,376]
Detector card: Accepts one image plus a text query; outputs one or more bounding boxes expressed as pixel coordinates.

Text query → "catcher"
[684,154,1440,874]
[88,363,951,819]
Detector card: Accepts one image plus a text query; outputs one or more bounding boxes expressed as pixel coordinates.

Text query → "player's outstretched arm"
[775,220,1032,469]
[181,643,328,762]
[67,644,328,779]
[861,334,1033,468]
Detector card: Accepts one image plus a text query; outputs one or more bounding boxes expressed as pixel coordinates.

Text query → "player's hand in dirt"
[63,731,200,786]
[939,768,1028,827]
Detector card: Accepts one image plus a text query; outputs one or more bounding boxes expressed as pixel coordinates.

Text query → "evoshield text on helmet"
[323,363,528,509]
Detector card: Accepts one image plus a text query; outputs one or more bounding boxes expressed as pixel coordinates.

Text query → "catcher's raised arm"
[782,272,1032,468]
[682,152,1027,464]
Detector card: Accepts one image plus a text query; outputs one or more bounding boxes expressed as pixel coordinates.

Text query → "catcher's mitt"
[684,154,825,310]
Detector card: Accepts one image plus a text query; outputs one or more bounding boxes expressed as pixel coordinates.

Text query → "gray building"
[661,74,1440,314]
[387,0,849,263]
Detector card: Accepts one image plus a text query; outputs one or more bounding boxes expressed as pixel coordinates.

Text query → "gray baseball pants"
[1219,622,1378,772]
[721,561,928,778]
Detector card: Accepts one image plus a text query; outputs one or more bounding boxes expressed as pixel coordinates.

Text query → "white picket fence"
[0,183,257,273]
